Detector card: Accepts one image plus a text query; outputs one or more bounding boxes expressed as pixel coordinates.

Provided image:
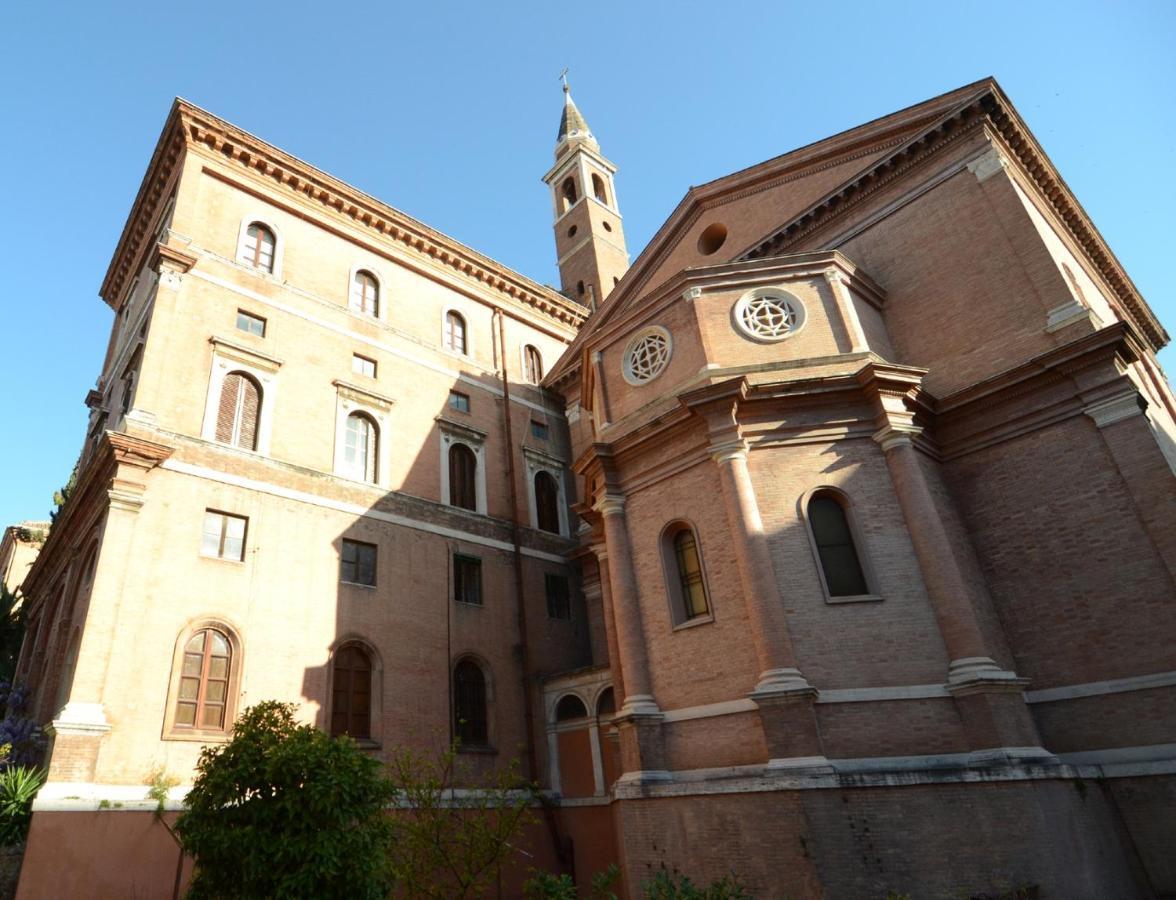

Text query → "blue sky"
[1,0,1173,526]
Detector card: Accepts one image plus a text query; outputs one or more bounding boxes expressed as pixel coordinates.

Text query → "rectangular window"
[341,539,377,586]
[236,310,266,337]
[201,511,247,561]
[454,555,482,606]
[352,354,377,378]
[530,420,549,440]
[448,391,470,413]
[545,573,571,620]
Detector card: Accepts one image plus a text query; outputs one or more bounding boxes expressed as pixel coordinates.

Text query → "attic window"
[697,223,727,256]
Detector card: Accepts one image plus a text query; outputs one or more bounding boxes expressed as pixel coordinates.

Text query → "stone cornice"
[101,100,588,332]
[741,87,1167,352]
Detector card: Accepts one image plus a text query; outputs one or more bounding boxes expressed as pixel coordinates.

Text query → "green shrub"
[174,701,395,900]
[525,864,619,899]
[0,765,44,846]
[642,870,751,899]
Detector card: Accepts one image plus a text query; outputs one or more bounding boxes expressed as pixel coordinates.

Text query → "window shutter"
[238,377,260,450]
[215,374,242,443]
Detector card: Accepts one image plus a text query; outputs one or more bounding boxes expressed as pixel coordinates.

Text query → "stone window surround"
[347,263,387,322]
[523,446,569,537]
[731,286,808,343]
[438,418,488,515]
[658,519,716,630]
[621,325,673,386]
[233,214,284,279]
[441,305,473,358]
[161,617,245,743]
[452,652,496,752]
[201,337,282,456]
[325,636,383,748]
[332,380,395,488]
[797,485,883,605]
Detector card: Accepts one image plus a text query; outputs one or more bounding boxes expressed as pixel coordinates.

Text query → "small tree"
[386,740,539,899]
[174,701,395,900]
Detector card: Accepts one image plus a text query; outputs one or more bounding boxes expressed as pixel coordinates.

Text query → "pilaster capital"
[822,266,844,286]
[681,286,703,303]
[966,147,1009,183]
[594,494,626,517]
[872,424,921,453]
[615,693,662,721]
[709,438,749,465]
[750,668,818,704]
[1084,391,1146,429]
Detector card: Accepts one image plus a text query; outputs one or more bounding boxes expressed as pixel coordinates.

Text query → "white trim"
[818,684,950,703]
[441,306,473,358]
[1024,669,1176,704]
[158,458,567,563]
[1084,392,1146,428]
[33,781,192,813]
[234,214,284,278]
[347,263,387,322]
[439,424,488,515]
[186,269,556,416]
[1044,299,1095,333]
[660,699,757,723]
[200,346,279,455]
[332,385,392,489]
[523,448,568,536]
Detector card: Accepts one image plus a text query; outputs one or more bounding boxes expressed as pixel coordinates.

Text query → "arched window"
[453,658,488,746]
[663,523,710,624]
[351,270,379,317]
[534,471,560,534]
[596,687,615,717]
[215,371,262,450]
[243,223,276,272]
[560,176,578,213]
[444,311,467,355]
[449,443,477,510]
[175,627,233,731]
[555,694,588,722]
[591,173,608,205]
[524,345,544,384]
[808,493,869,597]
[344,412,378,483]
[331,644,372,739]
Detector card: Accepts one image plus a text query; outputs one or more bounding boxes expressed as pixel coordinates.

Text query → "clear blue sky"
[1,1,1173,526]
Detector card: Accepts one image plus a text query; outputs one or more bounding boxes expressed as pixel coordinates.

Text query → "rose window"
[623,328,672,384]
[733,290,806,342]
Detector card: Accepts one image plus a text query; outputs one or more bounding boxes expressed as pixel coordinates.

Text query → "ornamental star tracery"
[739,294,799,339]
[625,331,671,383]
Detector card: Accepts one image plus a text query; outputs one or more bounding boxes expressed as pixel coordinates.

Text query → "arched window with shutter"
[242,223,276,272]
[330,644,372,739]
[215,371,262,450]
[344,412,379,484]
[351,270,379,317]
[807,491,870,598]
[534,471,560,534]
[444,311,467,355]
[560,176,578,213]
[524,345,543,384]
[592,173,608,205]
[453,658,488,746]
[449,443,477,511]
[174,627,234,732]
[661,522,711,625]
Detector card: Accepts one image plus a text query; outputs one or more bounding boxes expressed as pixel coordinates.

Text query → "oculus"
[733,289,806,342]
[623,326,672,385]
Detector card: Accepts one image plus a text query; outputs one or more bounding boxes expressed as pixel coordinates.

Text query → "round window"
[732,290,806,342]
[623,327,673,385]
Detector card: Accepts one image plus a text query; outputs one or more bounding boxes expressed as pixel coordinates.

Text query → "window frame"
[200,510,248,563]
[201,340,281,456]
[439,422,488,515]
[352,353,377,378]
[453,553,483,607]
[236,310,267,337]
[349,268,381,319]
[442,308,471,357]
[452,656,492,750]
[523,448,567,536]
[328,640,378,743]
[659,520,714,629]
[234,216,283,278]
[448,391,471,414]
[522,344,544,384]
[340,538,378,587]
[800,487,881,604]
[213,370,264,451]
[343,410,380,484]
[332,381,394,488]
[162,620,243,742]
[545,573,571,621]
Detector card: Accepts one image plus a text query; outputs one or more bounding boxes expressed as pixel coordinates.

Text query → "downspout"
[494,308,572,874]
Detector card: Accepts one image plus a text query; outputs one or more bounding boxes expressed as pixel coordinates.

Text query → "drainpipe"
[494,308,571,874]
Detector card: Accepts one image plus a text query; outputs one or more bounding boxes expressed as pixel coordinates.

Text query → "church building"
[14,78,1176,898]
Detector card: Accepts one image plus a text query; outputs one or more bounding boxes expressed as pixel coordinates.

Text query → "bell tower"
[542,80,629,309]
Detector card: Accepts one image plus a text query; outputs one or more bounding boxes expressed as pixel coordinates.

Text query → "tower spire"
[542,77,629,307]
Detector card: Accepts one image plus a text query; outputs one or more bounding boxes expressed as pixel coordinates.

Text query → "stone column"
[594,495,666,780]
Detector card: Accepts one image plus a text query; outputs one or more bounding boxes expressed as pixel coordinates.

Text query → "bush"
[0,683,45,767]
[174,701,395,900]
[525,864,619,899]
[642,870,751,899]
[0,765,44,846]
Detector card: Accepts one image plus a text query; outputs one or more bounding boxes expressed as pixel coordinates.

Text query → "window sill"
[671,614,714,633]
[824,593,884,605]
[456,744,497,755]
[455,600,484,609]
[199,554,245,566]
[164,730,231,744]
[340,580,377,590]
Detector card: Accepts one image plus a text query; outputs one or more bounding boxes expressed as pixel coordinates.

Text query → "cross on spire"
[559,67,569,93]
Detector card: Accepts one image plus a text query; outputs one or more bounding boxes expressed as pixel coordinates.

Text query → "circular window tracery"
[733,290,806,342]
[623,327,672,385]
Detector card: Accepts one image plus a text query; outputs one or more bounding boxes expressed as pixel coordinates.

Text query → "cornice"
[102,100,588,333]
